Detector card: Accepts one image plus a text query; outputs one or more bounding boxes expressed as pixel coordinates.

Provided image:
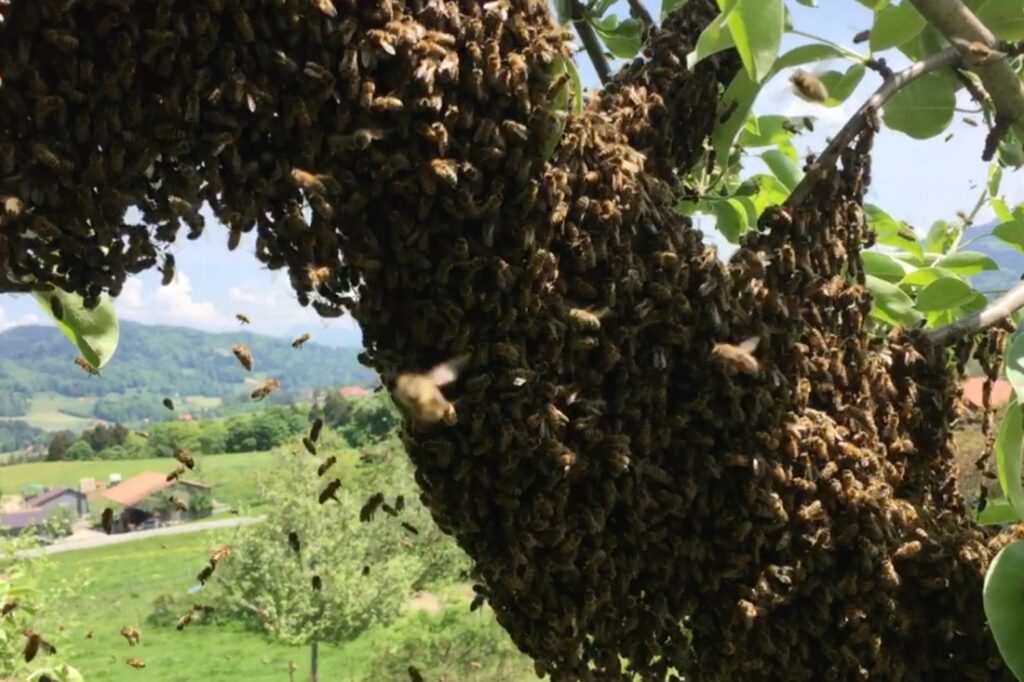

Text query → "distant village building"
[962,377,1012,410]
[339,386,370,399]
[0,486,90,535]
[98,472,213,532]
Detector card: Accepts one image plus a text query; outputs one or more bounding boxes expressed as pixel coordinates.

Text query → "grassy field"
[27,531,529,681]
[0,393,97,431]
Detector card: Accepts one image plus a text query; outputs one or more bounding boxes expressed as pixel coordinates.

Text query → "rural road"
[15,515,265,558]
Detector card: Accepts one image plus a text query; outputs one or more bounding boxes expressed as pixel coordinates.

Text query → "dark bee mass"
[287,531,300,554]
[101,507,114,535]
[302,436,317,455]
[309,417,324,443]
[359,493,385,523]
[162,398,174,411]
[0,1,1012,679]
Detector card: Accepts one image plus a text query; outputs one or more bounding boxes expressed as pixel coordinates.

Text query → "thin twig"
[786,46,962,208]
[928,280,1024,345]
[626,0,654,28]
[570,0,611,84]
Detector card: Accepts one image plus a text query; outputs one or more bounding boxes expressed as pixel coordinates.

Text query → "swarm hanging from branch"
[0,0,1017,679]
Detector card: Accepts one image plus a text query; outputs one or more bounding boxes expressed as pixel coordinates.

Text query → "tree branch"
[908,0,1024,139]
[571,0,612,84]
[786,46,962,208]
[928,281,1024,344]
[626,0,655,28]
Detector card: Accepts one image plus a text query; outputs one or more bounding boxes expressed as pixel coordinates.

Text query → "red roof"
[339,386,369,398]
[101,472,210,507]
[962,377,1012,409]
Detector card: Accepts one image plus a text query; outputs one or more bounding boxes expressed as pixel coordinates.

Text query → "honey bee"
[394,495,405,512]
[568,307,606,332]
[853,29,870,43]
[401,522,419,535]
[309,417,324,442]
[1,599,18,617]
[74,356,100,375]
[126,658,146,669]
[42,28,80,51]
[360,492,385,522]
[135,430,149,439]
[197,565,215,584]
[428,158,458,188]
[23,629,56,663]
[232,344,253,371]
[307,266,332,286]
[48,295,63,320]
[101,507,114,534]
[289,168,333,195]
[382,503,398,517]
[166,465,185,482]
[3,196,22,216]
[163,398,175,411]
[963,116,979,127]
[790,70,829,103]
[712,337,761,376]
[311,575,322,591]
[288,531,300,554]
[313,0,338,17]
[174,448,195,469]
[251,379,281,400]
[317,456,336,476]
[362,565,370,577]
[236,313,251,324]
[161,253,175,286]
[176,611,194,631]
[120,626,141,646]
[394,356,468,424]
[319,478,342,504]
[209,545,232,566]
[292,333,311,348]
[302,436,317,455]
[169,496,188,512]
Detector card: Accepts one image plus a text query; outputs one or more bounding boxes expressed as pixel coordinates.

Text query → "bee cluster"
[0,0,1014,679]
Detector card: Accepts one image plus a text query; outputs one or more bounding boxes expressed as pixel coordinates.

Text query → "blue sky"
[1,0,1019,346]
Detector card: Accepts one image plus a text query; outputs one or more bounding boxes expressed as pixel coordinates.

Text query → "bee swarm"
[0,0,1015,679]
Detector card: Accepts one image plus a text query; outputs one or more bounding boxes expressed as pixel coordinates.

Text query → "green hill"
[0,321,374,430]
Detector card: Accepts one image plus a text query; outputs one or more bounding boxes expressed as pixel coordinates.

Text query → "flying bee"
[362,565,370,577]
[470,593,485,611]
[23,630,56,663]
[963,116,979,127]
[174,448,195,469]
[394,355,468,425]
[74,356,100,375]
[101,507,114,534]
[169,496,188,512]
[401,522,419,535]
[408,665,425,682]
[176,611,194,631]
[302,436,317,455]
[161,253,175,286]
[251,379,281,401]
[49,295,63,320]
[394,495,405,512]
[359,492,385,522]
[292,333,311,349]
[120,626,141,646]
[209,545,232,566]
[568,307,607,332]
[790,69,829,103]
[196,565,215,584]
[236,313,251,324]
[163,398,175,411]
[126,658,146,669]
[288,531,300,554]
[382,503,397,517]
[310,417,324,442]
[712,337,761,375]
[135,430,149,439]
[319,478,342,504]
[853,29,870,43]
[232,344,253,371]
[1,599,18,617]
[317,456,336,477]
[311,575,322,591]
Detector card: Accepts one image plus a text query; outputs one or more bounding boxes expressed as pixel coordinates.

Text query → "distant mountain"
[0,321,375,422]
[965,220,1024,295]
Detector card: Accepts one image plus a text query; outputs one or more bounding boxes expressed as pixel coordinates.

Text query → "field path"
[15,515,264,558]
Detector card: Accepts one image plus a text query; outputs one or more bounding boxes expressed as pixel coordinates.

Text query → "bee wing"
[426,354,470,387]
[739,336,761,353]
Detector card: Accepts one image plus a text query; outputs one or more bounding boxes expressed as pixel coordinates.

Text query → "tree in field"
[7,0,1024,679]
[45,431,75,462]
[63,440,94,462]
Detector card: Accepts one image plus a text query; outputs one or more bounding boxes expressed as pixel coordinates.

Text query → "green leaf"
[816,64,866,107]
[740,115,799,147]
[985,540,1024,679]
[542,57,572,160]
[999,138,1024,168]
[975,498,1021,525]
[862,251,914,283]
[33,289,120,369]
[864,204,924,263]
[746,174,790,215]
[688,3,737,69]
[914,277,978,311]
[565,55,584,116]
[592,16,644,59]
[709,197,750,243]
[794,0,817,5]
[989,163,1004,197]
[870,2,927,51]
[1007,334,1024,402]
[995,399,1024,514]
[923,219,957,254]
[727,0,784,83]
[899,266,957,287]
[992,197,1015,222]
[866,274,923,326]
[661,0,688,18]
[976,0,1024,41]
[993,220,1024,253]
[934,251,998,275]
[773,43,844,70]
[761,148,802,190]
[552,0,572,24]
[882,71,956,139]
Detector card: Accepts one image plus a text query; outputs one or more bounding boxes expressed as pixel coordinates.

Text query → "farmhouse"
[0,509,51,536]
[24,486,90,516]
[338,385,370,399]
[99,471,213,532]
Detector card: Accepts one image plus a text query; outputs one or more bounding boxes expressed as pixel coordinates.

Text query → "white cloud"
[0,302,40,332]
[116,272,234,331]
[227,283,360,335]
